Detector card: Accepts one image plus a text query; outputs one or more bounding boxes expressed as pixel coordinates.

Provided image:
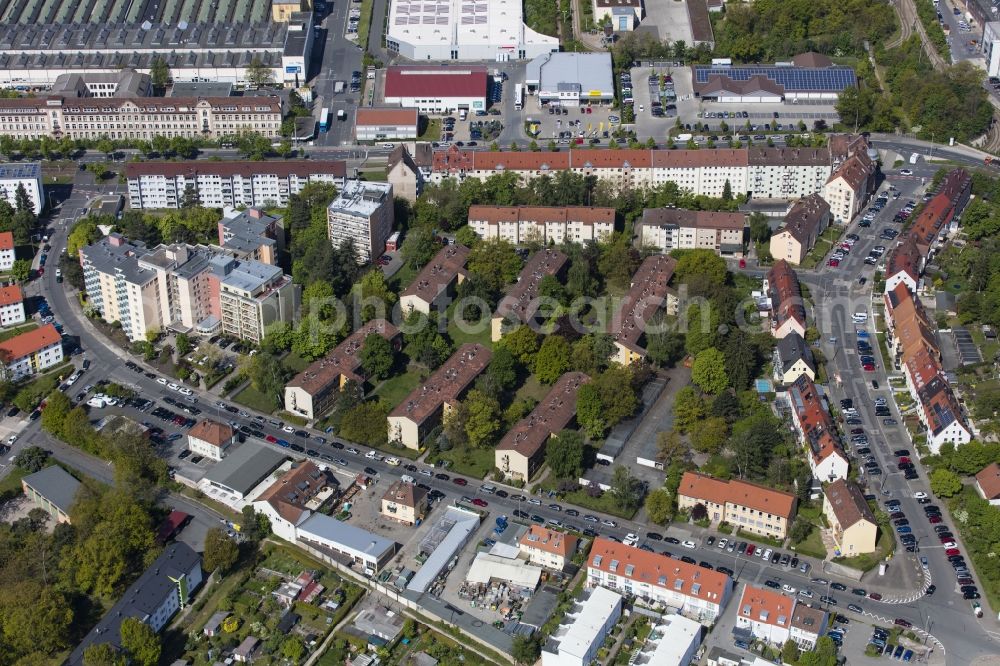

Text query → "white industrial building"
[542,587,623,666]
[326,180,395,264]
[526,52,615,107]
[985,22,1000,77]
[407,506,481,594]
[385,0,558,61]
[383,66,489,114]
[297,513,396,575]
[0,163,44,215]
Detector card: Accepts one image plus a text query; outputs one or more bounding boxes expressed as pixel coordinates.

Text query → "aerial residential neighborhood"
[0,0,1000,665]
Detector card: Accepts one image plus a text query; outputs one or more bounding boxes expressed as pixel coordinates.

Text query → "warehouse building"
[355,108,419,141]
[526,52,615,107]
[385,0,557,61]
[693,53,856,103]
[383,65,489,114]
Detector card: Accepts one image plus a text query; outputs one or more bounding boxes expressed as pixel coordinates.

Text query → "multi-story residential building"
[609,255,678,365]
[399,244,470,315]
[541,587,623,666]
[284,319,401,420]
[355,108,419,141]
[492,248,568,341]
[432,145,836,200]
[519,525,579,570]
[186,419,235,462]
[634,615,702,666]
[587,538,733,623]
[68,543,203,666]
[906,168,971,258]
[883,237,922,295]
[0,231,14,271]
[253,462,335,542]
[765,260,807,339]
[386,144,431,203]
[126,160,346,210]
[0,163,45,215]
[0,323,63,380]
[735,584,794,646]
[638,209,747,256]
[822,151,874,223]
[214,256,296,344]
[138,244,219,334]
[380,480,429,526]
[79,234,160,341]
[676,471,797,540]
[774,331,815,384]
[468,205,616,245]
[785,375,849,481]
[789,602,828,651]
[387,343,491,449]
[769,194,831,265]
[326,180,395,264]
[218,207,284,265]
[0,285,26,327]
[823,478,878,556]
[495,372,589,481]
[0,95,282,141]
[21,466,81,525]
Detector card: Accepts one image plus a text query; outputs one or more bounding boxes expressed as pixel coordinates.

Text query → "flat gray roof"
[526,52,614,93]
[22,465,81,515]
[407,506,480,593]
[202,440,286,497]
[297,513,395,560]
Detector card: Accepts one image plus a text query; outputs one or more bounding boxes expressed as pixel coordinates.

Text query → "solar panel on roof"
[694,65,856,91]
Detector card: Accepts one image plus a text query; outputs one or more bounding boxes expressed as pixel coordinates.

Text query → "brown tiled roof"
[519,524,578,557]
[828,133,869,163]
[738,584,794,628]
[468,205,615,227]
[789,602,827,636]
[696,74,786,98]
[389,343,491,424]
[792,52,834,68]
[400,244,470,304]
[827,153,873,192]
[651,148,748,168]
[976,463,1000,500]
[686,0,715,43]
[382,480,428,508]
[496,372,590,458]
[0,284,22,307]
[640,208,746,230]
[412,142,433,168]
[125,160,347,179]
[788,375,846,466]
[0,323,60,363]
[0,232,13,250]
[610,255,677,354]
[916,375,965,437]
[767,260,806,332]
[188,419,234,447]
[678,471,796,519]
[779,194,830,245]
[256,462,332,525]
[494,248,568,327]
[356,108,419,127]
[824,479,875,529]
[387,145,418,175]
[748,147,831,167]
[589,538,730,604]
[905,168,970,256]
[884,237,921,284]
[286,319,401,395]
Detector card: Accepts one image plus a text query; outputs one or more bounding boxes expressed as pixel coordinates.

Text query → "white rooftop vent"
[141,21,152,31]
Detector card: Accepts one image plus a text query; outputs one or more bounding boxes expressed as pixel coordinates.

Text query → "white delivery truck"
[910,152,919,164]
[334,81,345,94]
[337,109,346,121]
[676,133,693,142]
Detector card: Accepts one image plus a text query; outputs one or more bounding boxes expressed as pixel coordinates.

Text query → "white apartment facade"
[0,163,45,215]
[126,161,347,210]
[0,285,26,327]
[0,232,14,271]
[0,324,64,381]
[326,180,395,264]
[215,256,297,344]
[187,419,235,462]
[467,205,615,245]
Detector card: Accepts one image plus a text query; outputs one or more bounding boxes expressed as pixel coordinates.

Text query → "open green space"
[356,0,374,48]
[371,368,424,409]
[0,322,37,343]
[537,479,638,519]
[446,301,494,347]
[418,118,441,141]
[358,169,389,182]
[282,350,312,373]
[232,384,278,414]
[512,374,551,404]
[427,445,494,479]
[800,226,844,270]
[792,526,828,560]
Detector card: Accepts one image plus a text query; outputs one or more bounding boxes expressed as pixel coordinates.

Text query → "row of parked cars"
[869,626,917,661]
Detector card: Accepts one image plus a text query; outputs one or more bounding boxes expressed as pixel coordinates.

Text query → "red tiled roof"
[188,419,234,447]
[976,463,1000,500]
[0,323,60,363]
[494,248,568,326]
[286,319,401,395]
[389,344,491,424]
[0,284,22,307]
[827,152,873,192]
[0,232,13,250]
[256,462,333,525]
[400,244,470,304]
[610,255,677,354]
[738,584,794,628]
[125,160,347,179]
[678,471,796,519]
[519,524,578,557]
[496,372,590,458]
[384,65,488,99]
[355,107,419,127]
[767,260,806,332]
[640,208,746,231]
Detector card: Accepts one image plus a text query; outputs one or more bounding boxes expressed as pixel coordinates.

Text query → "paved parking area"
[342,478,439,559]
[523,97,619,145]
[639,0,694,45]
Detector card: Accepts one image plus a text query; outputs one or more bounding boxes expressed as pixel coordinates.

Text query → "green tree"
[534,334,571,384]
[673,386,706,433]
[119,617,160,666]
[246,58,275,88]
[485,347,519,392]
[203,528,239,574]
[40,390,72,437]
[683,302,718,356]
[401,227,440,269]
[782,639,800,664]
[511,633,541,666]
[749,212,771,243]
[243,353,288,408]
[611,464,644,511]
[645,488,674,525]
[692,347,728,394]
[175,332,192,357]
[356,269,398,323]
[83,643,125,666]
[546,430,586,479]
[237,133,272,160]
[9,258,30,283]
[691,416,729,454]
[723,330,760,391]
[358,332,395,383]
[149,56,171,89]
[789,518,813,543]
[341,401,390,446]
[673,248,728,284]
[468,237,522,293]
[13,445,50,472]
[929,468,962,498]
[464,389,501,448]
[500,325,540,368]
[67,220,101,257]
[0,582,74,657]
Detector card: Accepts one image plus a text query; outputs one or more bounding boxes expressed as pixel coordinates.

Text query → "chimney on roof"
[249,207,263,219]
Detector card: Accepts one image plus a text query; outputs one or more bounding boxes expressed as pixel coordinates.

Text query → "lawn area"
[538,479,638,519]
[801,226,845,270]
[792,526,828,560]
[512,375,551,404]
[356,0,374,48]
[0,465,27,502]
[446,301,494,348]
[426,445,495,479]
[232,384,278,414]
[372,367,425,409]
[358,169,389,182]
[0,323,37,343]
[419,117,442,141]
[388,261,418,293]
[283,350,312,373]
[832,530,893,572]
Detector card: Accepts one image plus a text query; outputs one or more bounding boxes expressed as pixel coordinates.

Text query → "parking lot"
[640,0,694,45]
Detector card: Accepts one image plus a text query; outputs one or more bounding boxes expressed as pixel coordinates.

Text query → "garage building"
[693,53,856,103]
[355,108,419,141]
[526,52,615,107]
[383,66,488,114]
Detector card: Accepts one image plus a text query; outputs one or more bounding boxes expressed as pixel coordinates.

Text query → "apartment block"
[677,471,796,540]
[0,323,63,381]
[519,525,579,570]
[765,260,806,339]
[492,248,568,341]
[0,95,282,141]
[823,479,878,556]
[468,205,615,245]
[138,244,219,334]
[126,160,346,210]
[785,375,849,481]
[218,207,284,265]
[774,331,815,384]
[0,285,26,326]
[387,343,491,449]
[542,587,623,666]
[0,163,45,215]
[187,419,235,462]
[609,255,677,365]
[326,180,395,264]
[495,372,589,482]
[769,194,831,265]
[587,538,732,623]
[822,151,874,223]
[380,481,429,526]
[252,462,335,542]
[0,231,13,271]
[883,238,922,295]
[399,244,470,315]
[789,602,828,651]
[80,234,160,342]
[214,256,297,344]
[386,144,431,203]
[638,209,747,256]
[284,319,401,420]
[906,168,971,258]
